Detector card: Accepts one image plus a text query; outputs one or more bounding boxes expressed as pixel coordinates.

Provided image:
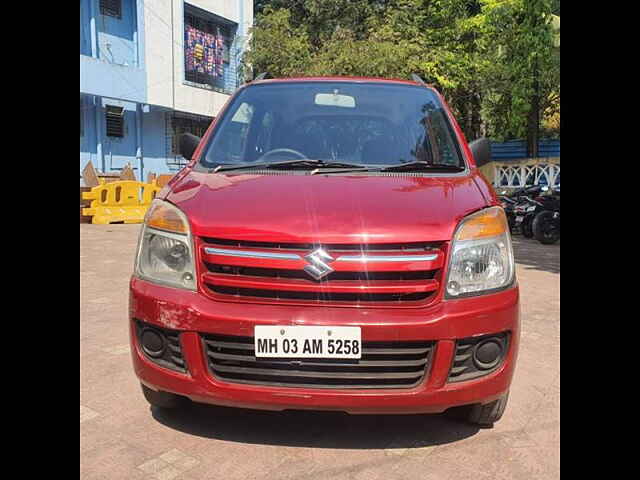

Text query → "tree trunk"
[471,91,482,140]
[527,65,540,157]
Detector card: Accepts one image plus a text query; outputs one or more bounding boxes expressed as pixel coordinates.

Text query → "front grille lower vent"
[202,334,433,389]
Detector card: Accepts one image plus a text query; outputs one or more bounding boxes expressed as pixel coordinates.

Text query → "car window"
[201,82,464,169]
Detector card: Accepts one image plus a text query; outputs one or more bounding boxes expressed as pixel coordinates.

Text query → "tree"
[479,0,559,148]
[244,0,560,144]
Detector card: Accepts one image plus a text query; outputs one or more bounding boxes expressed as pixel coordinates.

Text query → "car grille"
[197,237,445,307]
[202,334,434,389]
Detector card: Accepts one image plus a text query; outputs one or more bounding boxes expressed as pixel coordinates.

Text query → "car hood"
[164,171,489,243]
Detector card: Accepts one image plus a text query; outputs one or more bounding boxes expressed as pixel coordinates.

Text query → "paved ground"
[80,225,559,480]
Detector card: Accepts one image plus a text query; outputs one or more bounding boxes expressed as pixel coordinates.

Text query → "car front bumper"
[130,277,519,414]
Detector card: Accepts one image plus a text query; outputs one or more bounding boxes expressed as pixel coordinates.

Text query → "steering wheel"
[255,148,307,163]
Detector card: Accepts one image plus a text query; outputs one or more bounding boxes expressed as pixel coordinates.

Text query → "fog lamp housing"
[141,328,165,358]
[448,332,509,382]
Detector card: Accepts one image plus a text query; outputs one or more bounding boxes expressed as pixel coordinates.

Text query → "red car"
[130,76,519,426]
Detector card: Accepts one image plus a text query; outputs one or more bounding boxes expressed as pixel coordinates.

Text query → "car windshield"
[200,82,465,170]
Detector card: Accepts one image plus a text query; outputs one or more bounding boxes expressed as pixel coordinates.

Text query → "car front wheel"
[446,392,509,427]
[141,383,186,409]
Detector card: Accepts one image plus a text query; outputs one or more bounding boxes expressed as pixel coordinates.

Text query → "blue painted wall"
[80,96,98,173]
[141,107,173,178]
[80,0,92,56]
[96,0,139,67]
[80,0,146,104]
[81,95,142,177]
[80,55,146,104]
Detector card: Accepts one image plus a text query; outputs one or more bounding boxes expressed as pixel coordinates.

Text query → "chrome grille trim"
[204,247,438,263]
[336,254,438,262]
[204,247,302,260]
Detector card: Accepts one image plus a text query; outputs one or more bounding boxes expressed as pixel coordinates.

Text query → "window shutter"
[100,0,122,19]
[105,105,125,138]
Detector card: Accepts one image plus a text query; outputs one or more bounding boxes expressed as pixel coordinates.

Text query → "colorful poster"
[184,25,225,79]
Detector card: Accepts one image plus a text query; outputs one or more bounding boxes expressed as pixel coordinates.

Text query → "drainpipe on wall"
[88,0,98,58]
[136,104,144,181]
[95,96,104,173]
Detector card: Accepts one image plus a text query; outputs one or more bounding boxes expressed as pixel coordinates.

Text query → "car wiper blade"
[213,159,366,173]
[377,161,465,172]
[213,159,319,172]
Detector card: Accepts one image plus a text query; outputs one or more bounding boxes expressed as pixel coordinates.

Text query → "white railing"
[494,162,560,188]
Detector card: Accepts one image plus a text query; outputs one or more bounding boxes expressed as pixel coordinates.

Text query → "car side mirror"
[468,138,491,167]
[179,133,201,161]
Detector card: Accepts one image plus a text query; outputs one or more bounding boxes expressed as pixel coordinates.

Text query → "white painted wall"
[142,0,252,117]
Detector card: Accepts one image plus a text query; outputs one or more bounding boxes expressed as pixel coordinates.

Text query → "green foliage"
[244,0,560,141]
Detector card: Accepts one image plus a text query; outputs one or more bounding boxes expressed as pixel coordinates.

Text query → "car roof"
[250,76,433,89]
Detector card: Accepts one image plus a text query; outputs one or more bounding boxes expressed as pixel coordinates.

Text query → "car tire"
[141,383,185,409]
[446,392,509,427]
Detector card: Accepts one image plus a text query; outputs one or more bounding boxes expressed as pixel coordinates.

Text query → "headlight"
[445,207,515,298]
[134,199,196,290]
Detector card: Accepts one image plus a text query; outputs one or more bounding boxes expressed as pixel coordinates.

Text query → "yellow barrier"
[82,180,161,224]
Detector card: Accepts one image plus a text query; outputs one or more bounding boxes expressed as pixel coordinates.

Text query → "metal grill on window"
[105,105,124,138]
[100,0,121,19]
[183,6,237,93]
[165,113,212,170]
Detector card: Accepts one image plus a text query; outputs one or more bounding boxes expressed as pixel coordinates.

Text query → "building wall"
[143,0,252,117]
[81,0,252,182]
[95,0,139,67]
[80,0,146,103]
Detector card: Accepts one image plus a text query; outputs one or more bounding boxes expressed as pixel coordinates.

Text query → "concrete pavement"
[80,225,559,480]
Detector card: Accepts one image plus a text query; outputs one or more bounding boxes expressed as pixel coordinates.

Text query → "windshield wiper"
[377,161,465,173]
[314,161,465,175]
[213,159,365,173]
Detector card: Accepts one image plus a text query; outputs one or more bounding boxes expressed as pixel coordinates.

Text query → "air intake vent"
[202,334,433,389]
[105,105,125,138]
[100,0,122,19]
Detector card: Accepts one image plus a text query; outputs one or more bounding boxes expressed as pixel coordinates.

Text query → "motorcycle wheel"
[532,211,560,245]
[522,216,534,238]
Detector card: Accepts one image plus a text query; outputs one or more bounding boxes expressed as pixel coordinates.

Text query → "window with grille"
[166,113,212,169]
[184,5,237,92]
[100,0,122,19]
[105,105,125,138]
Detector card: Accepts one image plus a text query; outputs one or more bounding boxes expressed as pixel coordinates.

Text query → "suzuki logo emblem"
[303,248,335,280]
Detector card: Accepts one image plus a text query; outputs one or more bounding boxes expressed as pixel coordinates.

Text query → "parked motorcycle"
[519,186,560,238]
[532,188,560,244]
[498,191,517,233]
[502,186,543,237]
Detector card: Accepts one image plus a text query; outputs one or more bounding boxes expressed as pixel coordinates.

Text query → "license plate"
[515,215,524,222]
[254,326,361,359]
